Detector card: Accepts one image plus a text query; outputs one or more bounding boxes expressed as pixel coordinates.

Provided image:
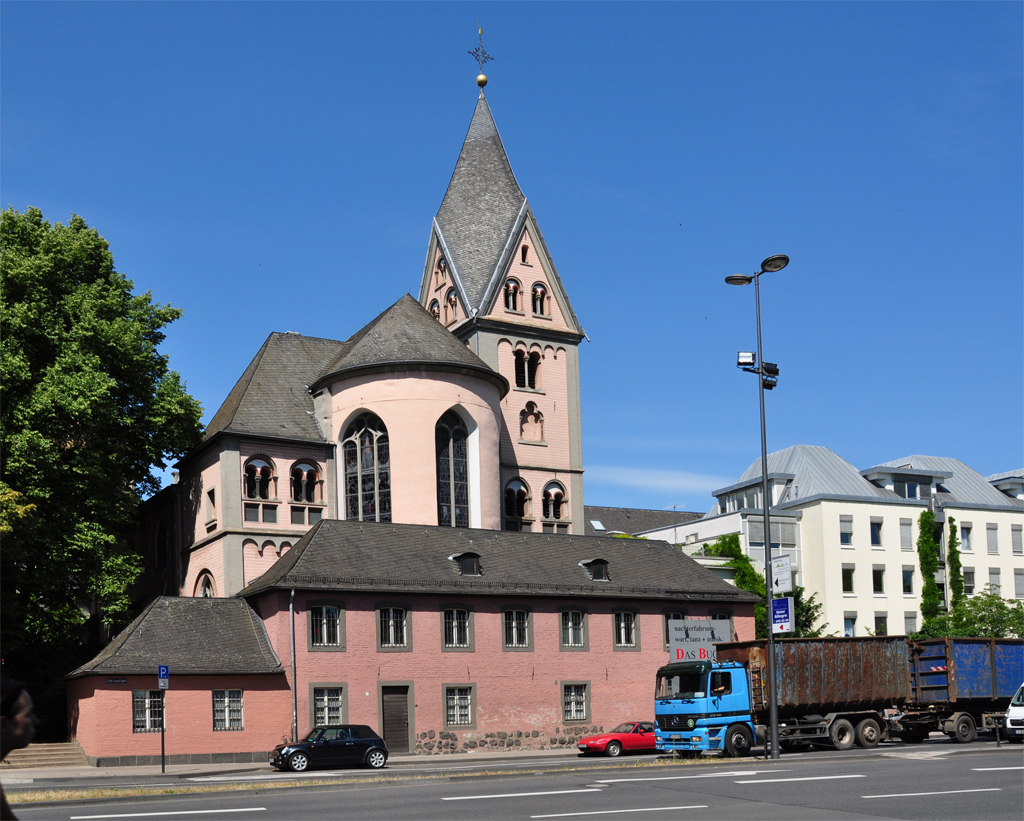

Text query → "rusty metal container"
[716,636,910,720]
[910,637,1024,707]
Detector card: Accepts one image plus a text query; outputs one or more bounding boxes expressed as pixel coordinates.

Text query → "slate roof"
[583,506,703,538]
[435,91,527,312]
[238,519,758,605]
[312,295,507,396]
[67,597,283,678]
[203,332,347,443]
[878,455,1024,510]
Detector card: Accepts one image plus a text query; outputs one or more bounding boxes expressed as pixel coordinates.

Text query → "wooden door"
[381,686,410,754]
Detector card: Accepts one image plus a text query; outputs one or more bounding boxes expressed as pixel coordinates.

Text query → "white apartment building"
[648,446,1024,637]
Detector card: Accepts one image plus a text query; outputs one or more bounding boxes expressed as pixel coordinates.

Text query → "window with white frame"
[379,608,406,648]
[963,567,975,596]
[504,610,530,648]
[313,687,343,725]
[443,609,470,648]
[900,518,913,550]
[872,566,885,594]
[311,605,341,647]
[987,523,998,554]
[563,683,588,722]
[664,612,685,646]
[902,566,914,594]
[561,611,585,648]
[212,690,243,731]
[1012,525,1022,556]
[613,611,637,647]
[843,612,856,637]
[132,690,163,733]
[445,686,473,726]
[961,523,972,551]
[870,518,883,547]
[342,413,391,523]
[840,515,853,546]
[842,564,855,594]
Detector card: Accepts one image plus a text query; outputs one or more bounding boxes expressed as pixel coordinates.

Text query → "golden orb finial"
[469,22,493,89]
[477,73,488,88]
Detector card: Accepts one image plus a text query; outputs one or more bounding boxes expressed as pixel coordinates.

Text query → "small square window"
[212,689,243,731]
[445,686,474,726]
[132,690,163,733]
[308,507,323,524]
[291,507,306,525]
[313,687,343,725]
[244,503,260,523]
[262,505,277,524]
[562,682,589,722]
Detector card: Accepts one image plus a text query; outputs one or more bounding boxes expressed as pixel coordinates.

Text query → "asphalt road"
[12,740,1023,820]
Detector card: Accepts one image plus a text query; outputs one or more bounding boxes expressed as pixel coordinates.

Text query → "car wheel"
[724,724,753,758]
[951,714,976,744]
[855,718,881,748]
[288,752,310,773]
[366,749,387,769]
[605,741,622,758]
[829,719,855,751]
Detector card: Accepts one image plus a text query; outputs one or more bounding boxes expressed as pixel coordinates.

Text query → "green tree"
[1,207,204,655]
[916,510,942,620]
[912,588,1024,640]
[703,533,826,639]
[946,516,964,608]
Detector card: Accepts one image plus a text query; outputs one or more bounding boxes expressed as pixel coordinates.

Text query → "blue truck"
[654,636,1024,757]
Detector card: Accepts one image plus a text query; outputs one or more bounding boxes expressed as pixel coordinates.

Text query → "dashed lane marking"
[863,788,1001,799]
[531,806,708,818]
[443,788,603,801]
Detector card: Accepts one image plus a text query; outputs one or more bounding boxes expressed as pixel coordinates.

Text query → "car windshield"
[1012,685,1024,707]
[610,723,636,734]
[657,670,708,699]
[303,730,323,742]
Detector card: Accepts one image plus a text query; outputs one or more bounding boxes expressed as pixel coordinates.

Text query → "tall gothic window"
[342,413,391,522]
[436,410,469,528]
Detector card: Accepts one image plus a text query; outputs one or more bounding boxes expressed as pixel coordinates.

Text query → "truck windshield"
[1012,685,1024,707]
[657,669,708,699]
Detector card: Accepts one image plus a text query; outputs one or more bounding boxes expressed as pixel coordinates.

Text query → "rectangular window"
[987,523,998,554]
[212,689,243,731]
[291,506,306,525]
[900,518,913,550]
[963,568,975,596]
[840,515,853,546]
[613,612,636,647]
[873,566,885,594]
[1015,569,1024,600]
[904,612,917,635]
[663,612,684,647]
[902,566,914,594]
[843,613,856,637]
[262,505,277,524]
[313,687,342,726]
[562,683,588,722]
[989,567,1001,593]
[132,690,163,733]
[445,687,473,726]
[1012,525,1022,556]
[504,610,529,648]
[870,518,883,547]
[308,507,323,524]
[206,489,216,523]
[444,609,470,648]
[311,606,341,647]
[874,614,888,636]
[961,523,972,552]
[244,503,260,522]
[561,611,585,648]
[380,608,406,647]
[842,565,855,594]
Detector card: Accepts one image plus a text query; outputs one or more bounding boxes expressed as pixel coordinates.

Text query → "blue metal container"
[911,638,1024,705]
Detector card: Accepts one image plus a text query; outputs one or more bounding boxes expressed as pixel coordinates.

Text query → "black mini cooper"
[270,725,388,772]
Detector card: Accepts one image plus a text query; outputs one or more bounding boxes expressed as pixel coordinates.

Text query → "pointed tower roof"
[434,91,527,312]
[311,294,509,396]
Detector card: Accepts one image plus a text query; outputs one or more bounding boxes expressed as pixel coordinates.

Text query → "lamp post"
[726,253,789,761]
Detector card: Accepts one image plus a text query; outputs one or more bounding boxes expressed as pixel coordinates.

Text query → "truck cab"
[654,660,756,756]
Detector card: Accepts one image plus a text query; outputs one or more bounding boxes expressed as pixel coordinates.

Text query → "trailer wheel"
[950,714,976,744]
[829,719,855,751]
[855,718,881,748]
[724,724,754,757]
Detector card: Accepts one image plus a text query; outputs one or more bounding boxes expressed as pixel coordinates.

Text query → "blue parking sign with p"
[158,665,169,678]
[158,665,169,689]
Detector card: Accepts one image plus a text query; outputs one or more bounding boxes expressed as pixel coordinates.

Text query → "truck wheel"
[829,719,855,751]
[951,714,976,744]
[855,718,881,748]
[724,724,753,757]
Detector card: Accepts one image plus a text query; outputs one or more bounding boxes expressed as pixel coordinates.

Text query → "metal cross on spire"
[468,21,493,87]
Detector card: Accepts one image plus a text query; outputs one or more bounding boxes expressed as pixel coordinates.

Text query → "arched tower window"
[521,245,529,264]
[519,402,543,442]
[195,571,216,598]
[435,256,447,287]
[532,284,548,316]
[543,482,566,520]
[291,463,319,503]
[445,289,459,323]
[342,413,391,523]
[436,410,469,528]
[513,349,539,389]
[244,458,274,500]
[504,279,521,312]
[504,479,531,532]
[429,300,440,320]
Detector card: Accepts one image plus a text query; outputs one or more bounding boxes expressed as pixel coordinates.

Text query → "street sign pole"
[158,665,169,773]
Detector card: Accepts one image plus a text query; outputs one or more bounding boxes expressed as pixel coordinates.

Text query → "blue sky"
[4,2,1021,513]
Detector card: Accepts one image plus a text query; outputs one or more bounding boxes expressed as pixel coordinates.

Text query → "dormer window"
[450,552,481,576]
[580,559,609,582]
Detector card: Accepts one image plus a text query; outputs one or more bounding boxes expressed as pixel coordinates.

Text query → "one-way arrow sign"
[771,555,793,594]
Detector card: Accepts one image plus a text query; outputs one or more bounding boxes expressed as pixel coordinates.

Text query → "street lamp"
[726,253,789,761]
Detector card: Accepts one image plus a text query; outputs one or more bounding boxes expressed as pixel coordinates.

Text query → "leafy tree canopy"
[1,207,203,652]
[912,588,1024,640]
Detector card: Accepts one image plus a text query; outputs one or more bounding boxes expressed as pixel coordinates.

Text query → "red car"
[576,721,657,757]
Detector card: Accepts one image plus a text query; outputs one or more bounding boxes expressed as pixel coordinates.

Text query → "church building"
[66,82,757,766]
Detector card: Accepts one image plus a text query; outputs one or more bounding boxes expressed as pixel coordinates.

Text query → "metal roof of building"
[879,455,1024,509]
[731,445,893,504]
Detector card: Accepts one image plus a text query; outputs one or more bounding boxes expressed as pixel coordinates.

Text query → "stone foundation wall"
[414,725,605,755]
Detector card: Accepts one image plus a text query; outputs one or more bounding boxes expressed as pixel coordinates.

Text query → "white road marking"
[863,788,1001,799]
[598,770,786,783]
[972,766,1024,771]
[71,810,266,820]
[443,788,603,801]
[735,774,866,784]
[531,806,708,818]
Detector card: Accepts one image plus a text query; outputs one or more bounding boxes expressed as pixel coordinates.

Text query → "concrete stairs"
[1,741,88,769]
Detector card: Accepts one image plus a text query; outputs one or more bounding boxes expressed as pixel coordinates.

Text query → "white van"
[1006,682,1024,743]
